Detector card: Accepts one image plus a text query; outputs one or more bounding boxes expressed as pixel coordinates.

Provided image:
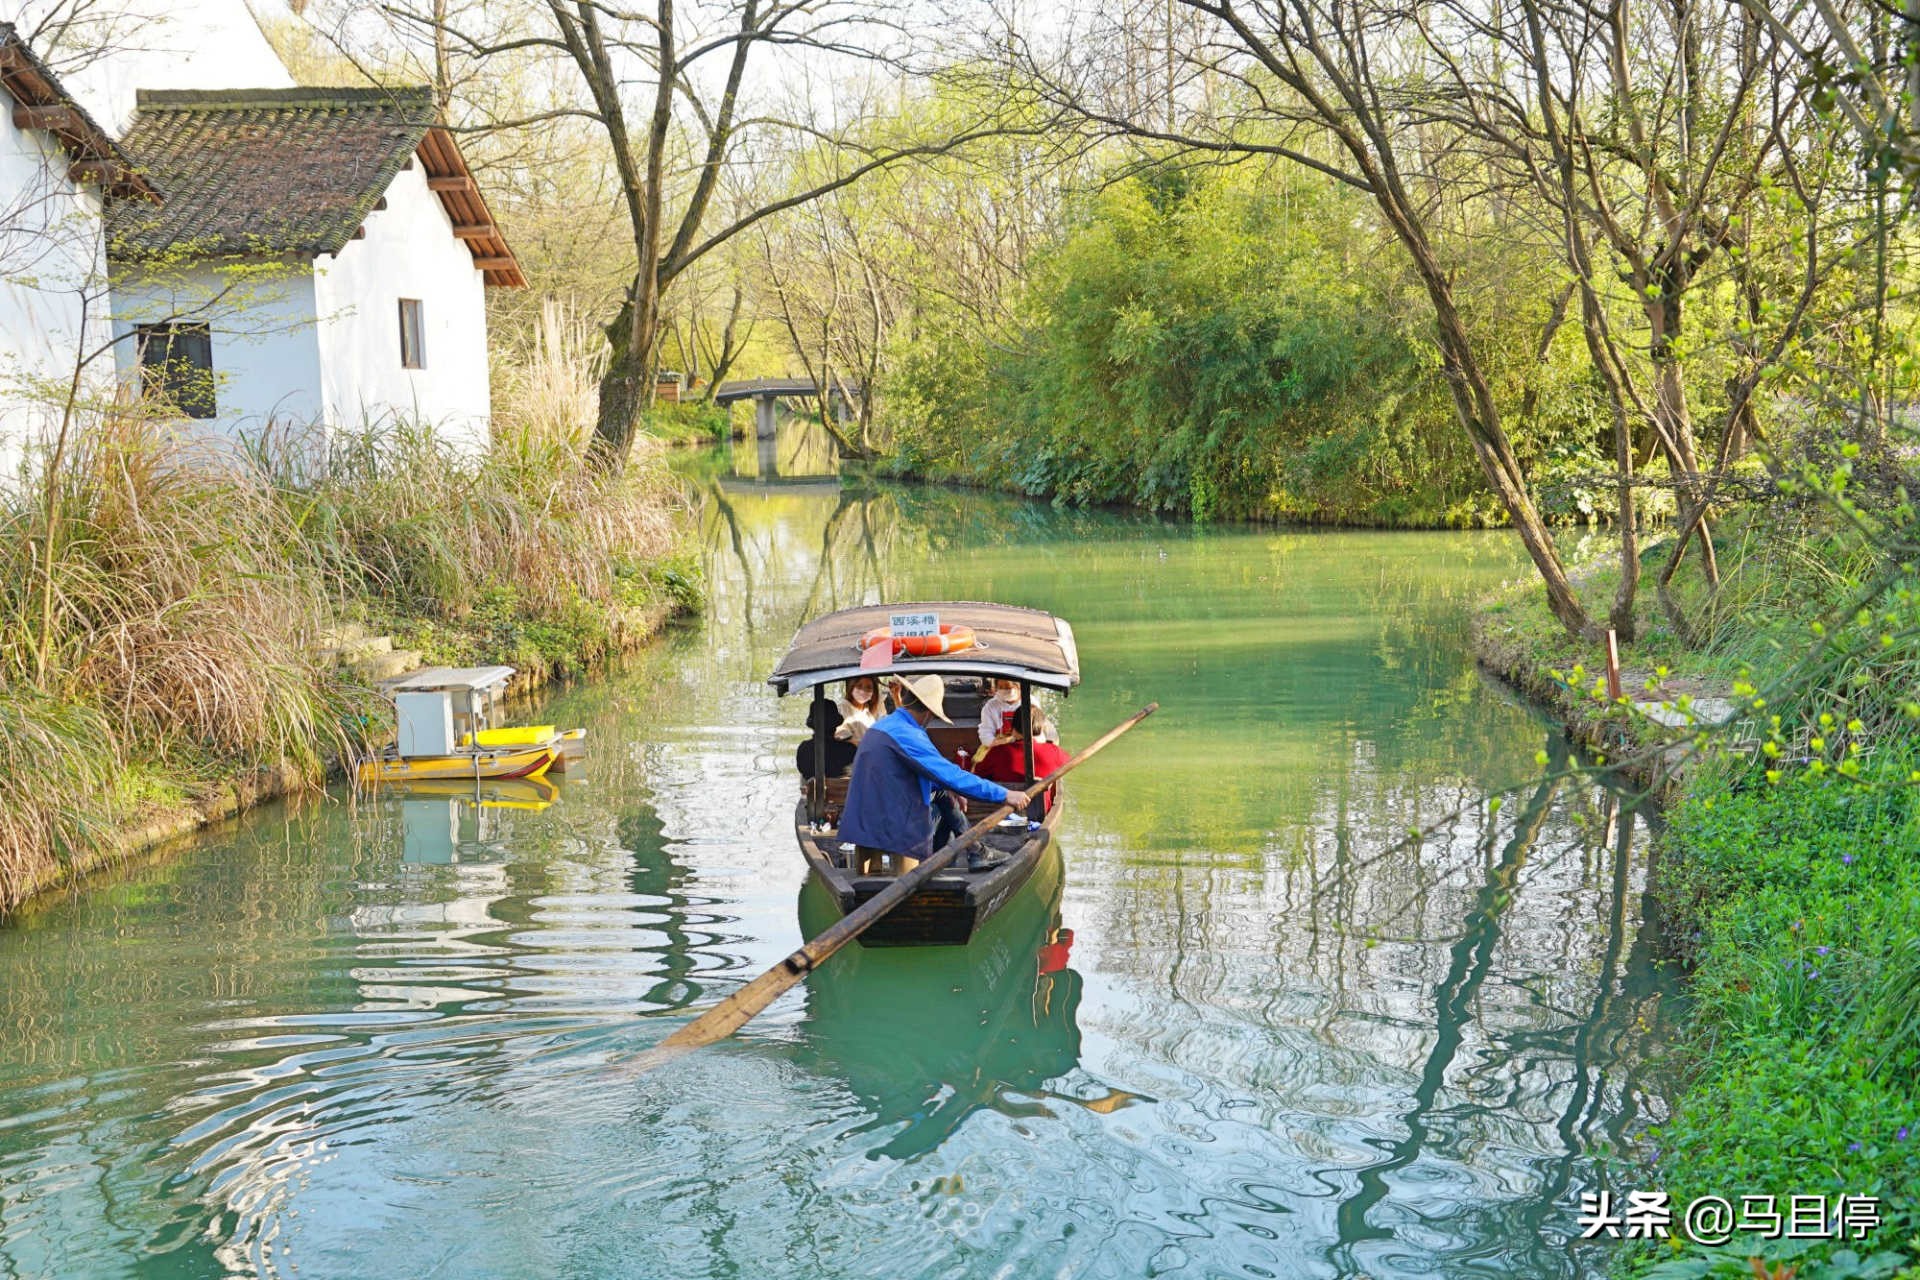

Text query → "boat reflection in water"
[798,845,1146,1160]
[384,776,561,864]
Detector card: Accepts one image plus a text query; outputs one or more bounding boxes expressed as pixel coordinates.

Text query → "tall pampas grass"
[0,412,355,907]
[496,295,605,446]
[0,390,690,910]
[301,415,683,627]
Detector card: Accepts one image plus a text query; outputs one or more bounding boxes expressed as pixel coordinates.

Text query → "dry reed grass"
[0,692,122,906]
[494,296,605,446]
[0,415,354,907]
[0,397,689,910]
[303,415,684,624]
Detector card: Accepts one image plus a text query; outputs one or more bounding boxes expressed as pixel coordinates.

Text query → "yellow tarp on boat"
[460,725,558,749]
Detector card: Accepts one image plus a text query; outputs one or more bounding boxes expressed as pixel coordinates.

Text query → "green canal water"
[0,467,1681,1279]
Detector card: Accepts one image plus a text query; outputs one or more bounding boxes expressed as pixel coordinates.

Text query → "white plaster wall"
[4,0,294,133]
[0,104,110,490]
[313,162,492,453]
[109,258,326,462]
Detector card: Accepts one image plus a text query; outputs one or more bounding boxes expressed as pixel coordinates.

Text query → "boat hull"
[357,746,555,784]
[794,794,1062,946]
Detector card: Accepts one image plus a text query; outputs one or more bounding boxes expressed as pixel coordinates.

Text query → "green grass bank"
[1475,515,1920,1278]
[0,414,703,913]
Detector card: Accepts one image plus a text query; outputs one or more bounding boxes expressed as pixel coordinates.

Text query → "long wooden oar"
[647,702,1157,1060]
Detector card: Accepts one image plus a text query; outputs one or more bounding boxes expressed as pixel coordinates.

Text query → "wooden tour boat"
[771,602,1081,946]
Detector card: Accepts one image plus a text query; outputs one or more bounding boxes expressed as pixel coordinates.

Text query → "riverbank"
[870,454,1514,530]
[1470,525,1920,1276]
[0,417,701,914]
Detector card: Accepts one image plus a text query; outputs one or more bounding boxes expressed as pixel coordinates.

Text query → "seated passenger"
[836,675,879,746]
[795,695,857,778]
[978,678,1022,752]
[972,703,1066,812]
[838,674,1027,874]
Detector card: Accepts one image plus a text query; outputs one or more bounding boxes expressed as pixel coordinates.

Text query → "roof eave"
[0,27,160,201]
[417,126,525,288]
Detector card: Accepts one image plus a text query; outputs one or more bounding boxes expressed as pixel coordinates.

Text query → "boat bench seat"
[926,725,978,763]
[804,775,852,823]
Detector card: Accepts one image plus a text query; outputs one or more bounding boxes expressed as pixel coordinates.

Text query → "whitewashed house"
[106,86,523,457]
[4,0,298,134]
[0,23,155,483]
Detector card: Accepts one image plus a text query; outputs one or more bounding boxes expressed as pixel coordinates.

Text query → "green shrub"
[1628,755,1920,1276]
[641,400,731,445]
[881,161,1603,526]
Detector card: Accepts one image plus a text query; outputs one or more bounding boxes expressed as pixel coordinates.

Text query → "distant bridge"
[712,377,862,436]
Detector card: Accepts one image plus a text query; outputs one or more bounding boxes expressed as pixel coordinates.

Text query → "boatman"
[838,673,1030,875]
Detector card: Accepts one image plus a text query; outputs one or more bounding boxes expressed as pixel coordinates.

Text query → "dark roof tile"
[109,86,436,258]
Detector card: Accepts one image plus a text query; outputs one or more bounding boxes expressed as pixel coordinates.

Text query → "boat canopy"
[770,602,1080,695]
[379,665,516,695]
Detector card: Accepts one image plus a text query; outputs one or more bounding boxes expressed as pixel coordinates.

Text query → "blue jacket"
[837,708,1009,856]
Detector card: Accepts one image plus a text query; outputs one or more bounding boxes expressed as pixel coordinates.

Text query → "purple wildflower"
[1899,1127,1911,1142]
[1816,946,1831,956]
[1842,853,1855,865]
[1849,1142,1863,1153]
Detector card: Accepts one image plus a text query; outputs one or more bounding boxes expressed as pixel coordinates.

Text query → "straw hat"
[893,673,950,722]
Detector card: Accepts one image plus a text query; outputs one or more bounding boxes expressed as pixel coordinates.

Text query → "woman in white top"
[978,678,1022,750]
[836,675,879,745]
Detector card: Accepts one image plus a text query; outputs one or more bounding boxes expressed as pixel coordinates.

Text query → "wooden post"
[808,684,829,824]
[1020,679,1039,821]
[1605,629,1622,701]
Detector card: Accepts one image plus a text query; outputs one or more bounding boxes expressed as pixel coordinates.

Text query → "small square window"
[135,322,215,419]
[398,298,425,369]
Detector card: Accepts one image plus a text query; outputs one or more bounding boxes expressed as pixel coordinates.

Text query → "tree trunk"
[1417,251,1595,639]
[1648,302,1719,588]
[593,291,655,466]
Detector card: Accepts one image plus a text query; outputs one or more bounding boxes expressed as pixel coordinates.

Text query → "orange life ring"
[860,623,976,657]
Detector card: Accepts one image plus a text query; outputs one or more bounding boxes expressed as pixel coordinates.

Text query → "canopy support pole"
[809,685,829,825]
[1020,679,1038,821]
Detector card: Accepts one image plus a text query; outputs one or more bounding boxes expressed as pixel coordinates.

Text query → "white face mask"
[998,686,1020,706]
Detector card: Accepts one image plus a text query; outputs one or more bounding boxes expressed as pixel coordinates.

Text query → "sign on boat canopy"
[889,611,939,638]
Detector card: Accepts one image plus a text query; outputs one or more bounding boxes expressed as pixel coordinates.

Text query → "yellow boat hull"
[379,777,560,810]
[357,746,555,784]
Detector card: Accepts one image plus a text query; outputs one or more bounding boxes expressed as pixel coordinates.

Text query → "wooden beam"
[351,225,366,240]
[470,256,515,270]
[67,159,114,185]
[427,175,475,193]
[12,103,79,132]
[451,223,496,240]
[373,196,388,211]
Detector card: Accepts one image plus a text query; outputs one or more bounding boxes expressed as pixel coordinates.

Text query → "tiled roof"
[0,22,158,199]
[110,86,435,258]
